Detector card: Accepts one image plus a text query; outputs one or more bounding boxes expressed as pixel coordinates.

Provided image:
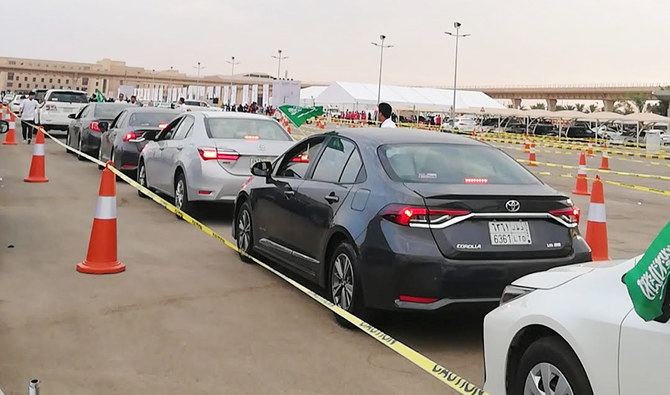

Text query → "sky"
[2,0,669,88]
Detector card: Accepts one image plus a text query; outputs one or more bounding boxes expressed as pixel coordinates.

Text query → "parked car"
[2,94,14,105]
[137,112,294,212]
[98,108,179,176]
[9,95,26,113]
[37,89,89,132]
[483,255,669,395]
[183,100,222,112]
[65,102,134,160]
[610,130,643,146]
[560,125,595,139]
[443,115,478,132]
[232,128,591,326]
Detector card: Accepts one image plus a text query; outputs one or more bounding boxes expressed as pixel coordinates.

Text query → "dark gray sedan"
[98,107,179,177]
[66,102,134,160]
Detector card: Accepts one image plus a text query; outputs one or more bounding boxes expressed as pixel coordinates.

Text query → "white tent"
[312,81,503,112]
[300,86,328,107]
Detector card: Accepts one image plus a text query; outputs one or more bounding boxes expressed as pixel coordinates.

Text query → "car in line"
[65,102,134,160]
[98,107,179,176]
[9,95,26,113]
[2,94,14,105]
[482,255,669,395]
[37,89,89,132]
[443,115,478,132]
[183,100,223,112]
[137,111,294,213]
[232,128,591,326]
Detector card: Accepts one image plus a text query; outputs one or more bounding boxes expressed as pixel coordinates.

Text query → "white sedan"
[483,256,669,395]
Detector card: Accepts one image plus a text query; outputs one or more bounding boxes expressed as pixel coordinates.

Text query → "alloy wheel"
[139,164,146,187]
[237,210,251,252]
[331,253,354,311]
[175,179,185,209]
[524,362,574,395]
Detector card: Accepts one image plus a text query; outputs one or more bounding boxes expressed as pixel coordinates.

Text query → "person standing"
[378,102,396,128]
[19,91,39,143]
[176,97,187,112]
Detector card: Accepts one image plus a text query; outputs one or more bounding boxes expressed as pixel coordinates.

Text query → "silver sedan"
[137,111,295,213]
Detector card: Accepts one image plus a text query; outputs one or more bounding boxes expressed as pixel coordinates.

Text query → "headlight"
[500,285,535,306]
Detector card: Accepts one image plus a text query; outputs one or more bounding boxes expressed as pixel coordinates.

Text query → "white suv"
[37,90,89,131]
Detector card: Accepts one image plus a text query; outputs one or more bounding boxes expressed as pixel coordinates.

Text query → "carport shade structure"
[622,112,670,146]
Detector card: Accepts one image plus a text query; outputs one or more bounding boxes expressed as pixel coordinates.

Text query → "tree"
[530,103,546,110]
[556,104,576,111]
[627,94,649,113]
[588,104,599,113]
[575,103,586,112]
[649,101,669,116]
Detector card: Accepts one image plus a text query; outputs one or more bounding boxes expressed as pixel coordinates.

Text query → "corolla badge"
[505,200,520,213]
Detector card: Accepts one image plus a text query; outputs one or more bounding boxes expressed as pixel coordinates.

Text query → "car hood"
[512,255,640,290]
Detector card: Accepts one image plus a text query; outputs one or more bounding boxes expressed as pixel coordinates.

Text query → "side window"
[172,116,194,140]
[158,117,183,140]
[77,105,89,119]
[110,112,124,129]
[275,137,326,179]
[311,137,356,183]
[339,148,363,184]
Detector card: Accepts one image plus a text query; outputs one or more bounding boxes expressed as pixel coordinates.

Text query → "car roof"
[323,128,485,146]
[120,107,180,114]
[46,89,87,94]
[200,112,274,121]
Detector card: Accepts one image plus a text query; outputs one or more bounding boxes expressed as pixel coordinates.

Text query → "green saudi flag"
[95,89,105,103]
[623,221,670,321]
[279,105,324,127]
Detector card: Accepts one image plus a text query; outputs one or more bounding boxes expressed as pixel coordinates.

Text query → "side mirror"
[251,161,272,178]
[68,113,77,119]
[98,121,109,133]
[0,120,8,134]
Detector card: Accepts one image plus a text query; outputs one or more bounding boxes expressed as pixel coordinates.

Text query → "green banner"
[623,221,670,321]
[95,89,105,103]
[279,105,323,127]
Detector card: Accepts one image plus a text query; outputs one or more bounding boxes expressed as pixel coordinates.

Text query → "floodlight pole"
[445,23,470,122]
[372,35,393,123]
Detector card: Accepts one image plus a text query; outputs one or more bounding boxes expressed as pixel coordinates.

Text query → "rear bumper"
[39,112,72,128]
[113,142,142,172]
[357,222,591,311]
[187,161,248,203]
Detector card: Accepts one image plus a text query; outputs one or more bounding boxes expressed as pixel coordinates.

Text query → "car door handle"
[284,190,295,197]
[325,194,339,204]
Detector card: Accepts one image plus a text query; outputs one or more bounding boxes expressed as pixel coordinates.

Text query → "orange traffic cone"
[287,125,291,134]
[572,151,590,195]
[599,143,610,170]
[587,139,594,157]
[2,112,17,145]
[77,162,125,274]
[24,128,48,183]
[524,138,530,153]
[585,175,610,261]
[528,143,537,166]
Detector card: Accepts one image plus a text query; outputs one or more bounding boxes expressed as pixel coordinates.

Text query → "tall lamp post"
[227,56,240,106]
[445,22,470,122]
[272,49,288,80]
[371,35,393,123]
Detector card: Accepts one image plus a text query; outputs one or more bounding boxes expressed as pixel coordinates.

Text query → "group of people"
[332,103,397,128]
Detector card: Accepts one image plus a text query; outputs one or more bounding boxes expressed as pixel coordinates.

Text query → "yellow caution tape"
[531,171,670,197]
[516,158,670,181]
[32,124,489,395]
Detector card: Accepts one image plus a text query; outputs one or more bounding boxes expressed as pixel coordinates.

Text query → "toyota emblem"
[505,200,520,212]
[258,144,266,152]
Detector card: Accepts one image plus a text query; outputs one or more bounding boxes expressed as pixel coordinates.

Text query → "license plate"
[488,221,532,245]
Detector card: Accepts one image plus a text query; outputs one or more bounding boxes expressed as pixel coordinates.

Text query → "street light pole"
[371,35,393,123]
[445,22,470,122]
[272,50,289,80]
[226,56,240,107]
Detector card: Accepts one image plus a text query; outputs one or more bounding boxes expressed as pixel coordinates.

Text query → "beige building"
[0,56,277,105]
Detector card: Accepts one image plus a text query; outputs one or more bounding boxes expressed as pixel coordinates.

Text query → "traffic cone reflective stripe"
[587,139,594,157]
[524,139,530,153]
[585,175,610,261]
[24,128,48,183]
[2,112,17,145]
[572,152,590,195]
[77,163,125,274]
[528,144,537,166]
[600,143,610,170]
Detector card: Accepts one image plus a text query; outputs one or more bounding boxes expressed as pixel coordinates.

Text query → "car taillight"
[550,207,580,224]
[380,205,470,226]
[123,132,138,142]
[464,177,489,184]
[244,135,260,140]
[158,123,168,129]
[197,147,240,161]
[291,153,309,163]
[89,121,100,132]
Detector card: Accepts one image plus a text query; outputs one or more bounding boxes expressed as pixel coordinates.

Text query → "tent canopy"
[313,81,504,112]
[623,112,670,123]
[299,86,328,107]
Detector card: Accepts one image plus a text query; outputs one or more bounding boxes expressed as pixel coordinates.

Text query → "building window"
[18,83,22,88]
[60,86,63,89]
[57,79,61,83]
[8,60,16,65]
[32,77,36,82]
[51,85,55,89]
[15,76,19,81]
[7,72,13,80]
[24,77,28,81]
[82,77,89,86]
[6,82,12,88]
[95,81,99,87]
[49,78,53,83]
[41,78,44,82]
[43,85,47,89]
[66,79,69,84]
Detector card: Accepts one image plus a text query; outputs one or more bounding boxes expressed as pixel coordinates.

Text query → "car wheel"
[137,160,149,199]
[236,201,254,263]
[512,337,593,395]
[329,242,370,328]
[174,172,193,219]
[77,135,86,161]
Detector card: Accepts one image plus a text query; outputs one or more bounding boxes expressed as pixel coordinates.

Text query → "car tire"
[236,201,254,263]
[77,135,86,161]
[512,336,593,395]
[65,131,72,154]
[137,160,149,199]
[328,242,371,328]
[174,172,194,219]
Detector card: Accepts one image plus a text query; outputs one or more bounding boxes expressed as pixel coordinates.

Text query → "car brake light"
[464,178,488,184]
[89,121,100,132]
[158,123,168,129]
[197,147,240,161]
[123,132,138,142]
[291,153,309,163]
[380,205,470,226]
[550,207,580,224]
[244,135,260,140]
[398,295,438,304]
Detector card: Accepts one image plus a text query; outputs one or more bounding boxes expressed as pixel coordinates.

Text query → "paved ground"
[1,123,668,394]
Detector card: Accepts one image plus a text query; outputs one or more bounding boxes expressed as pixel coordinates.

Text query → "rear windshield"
[94,104,132,118]
[205,118,291,141]
[128,112,176,127]
[48,92,88,103]
[379,143,540,185]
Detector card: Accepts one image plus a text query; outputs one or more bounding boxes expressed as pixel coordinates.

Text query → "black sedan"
[66,102,134,160]
[232,128,591,326]
[98,108,178,176]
